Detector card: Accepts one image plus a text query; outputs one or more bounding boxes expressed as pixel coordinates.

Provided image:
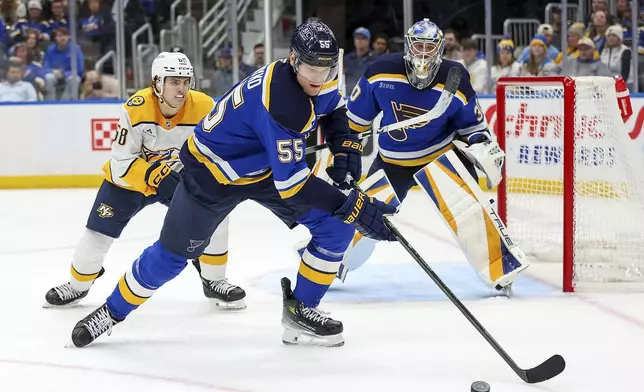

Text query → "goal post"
[495,76,644,292]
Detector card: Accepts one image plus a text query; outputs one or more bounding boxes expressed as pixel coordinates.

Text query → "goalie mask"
[404,19,445,90]
[151,51,195,98]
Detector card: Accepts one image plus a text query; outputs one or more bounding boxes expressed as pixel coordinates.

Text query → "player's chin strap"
[305,66,462,155]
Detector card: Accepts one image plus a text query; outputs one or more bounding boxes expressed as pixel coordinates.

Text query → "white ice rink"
[1,188,644,392]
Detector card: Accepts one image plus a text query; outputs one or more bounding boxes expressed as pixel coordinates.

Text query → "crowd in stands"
[0,0,168,102]
[2,0,644,102]
[343,0,644,94]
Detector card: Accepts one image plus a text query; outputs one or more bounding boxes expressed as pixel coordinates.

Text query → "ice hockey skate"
[280,277,344,347]
[43,268,105,307]
[191,259,246,310]
[69,303,120,348]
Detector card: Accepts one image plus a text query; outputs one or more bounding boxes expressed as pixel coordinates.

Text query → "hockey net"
[495,76,644,292]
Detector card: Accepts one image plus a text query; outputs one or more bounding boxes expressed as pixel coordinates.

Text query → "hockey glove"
[144,161,179,199]
[326,139,363,189]
[333,189,397,242]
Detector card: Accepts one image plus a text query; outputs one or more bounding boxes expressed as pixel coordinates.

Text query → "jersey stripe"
[319,79,338,96]
[262,61,278,110]
[275,167,311,198]
[187,136,236,184]
[367,73,409,84]
[453,122,488,136]
[432,83,468,105]
[379,137,455,167]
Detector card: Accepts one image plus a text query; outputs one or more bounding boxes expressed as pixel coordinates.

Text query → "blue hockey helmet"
[290,19,339,83]
[404,19,445,89]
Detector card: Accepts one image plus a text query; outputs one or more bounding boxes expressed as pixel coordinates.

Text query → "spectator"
[461,38,488,94]
[344,27,377,94]
[517,24,560,62]
[237,45,255,76]
[585,0,611,26]
[1,0,20,26]
[251,42,264,68]
[550,6,564,49]
[0,15,7,50]
[442,29,464,64]
[25,29,44,62]
[47,0,67,36]
[588,10,610,53]
[80,69,119,99]
[0,60,38,101]
[208,47,250,97]
[12,42,44,93]
[601,25,633,86]
[11,0,50,42]
[555,23,586,65]
[616,0,632,27]
[43,27,83,100]
[518,35,557,76]
[372,33,388,55]
[490,38,520,89]
[81,0,115,54]
[565,37,612,77]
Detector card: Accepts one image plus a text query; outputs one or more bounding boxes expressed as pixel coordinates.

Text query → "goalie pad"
[413,150,529,289]
[336,169,401,282]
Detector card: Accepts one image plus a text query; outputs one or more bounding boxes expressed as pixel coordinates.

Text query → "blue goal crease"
[252,263,561,303]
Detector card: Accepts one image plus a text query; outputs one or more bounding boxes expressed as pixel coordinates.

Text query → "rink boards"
[1,95,644,189]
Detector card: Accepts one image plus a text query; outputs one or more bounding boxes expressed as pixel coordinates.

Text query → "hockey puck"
[471,381,490,392]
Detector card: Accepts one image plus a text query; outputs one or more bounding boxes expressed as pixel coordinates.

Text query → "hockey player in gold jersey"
[44,52,246,310]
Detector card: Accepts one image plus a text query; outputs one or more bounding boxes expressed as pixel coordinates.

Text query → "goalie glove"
[452,133,505,189]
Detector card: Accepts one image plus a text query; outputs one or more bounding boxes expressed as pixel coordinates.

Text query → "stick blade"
[444,66,462,94]
[521,354,566,384]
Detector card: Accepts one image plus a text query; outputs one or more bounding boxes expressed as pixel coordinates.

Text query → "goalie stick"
[347,179,566,384]
[305,66,462,155]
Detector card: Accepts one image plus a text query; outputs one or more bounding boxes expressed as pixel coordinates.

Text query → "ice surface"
[1,189,643,391]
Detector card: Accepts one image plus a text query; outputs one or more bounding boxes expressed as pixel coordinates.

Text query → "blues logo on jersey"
[347,53,489,167]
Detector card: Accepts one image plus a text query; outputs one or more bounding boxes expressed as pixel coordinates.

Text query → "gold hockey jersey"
[103,87,214,196]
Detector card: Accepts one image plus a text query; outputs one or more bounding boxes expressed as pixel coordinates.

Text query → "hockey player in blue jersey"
[69,20,397,348]
[338,19,528,293]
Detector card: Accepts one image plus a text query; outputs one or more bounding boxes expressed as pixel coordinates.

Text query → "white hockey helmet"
[151,51,194,97]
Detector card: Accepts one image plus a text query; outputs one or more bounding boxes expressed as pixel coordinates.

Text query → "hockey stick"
[348,180,566,383]
[305,66,462,155]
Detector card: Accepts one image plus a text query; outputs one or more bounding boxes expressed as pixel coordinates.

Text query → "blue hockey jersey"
[347,53,489,167]
[187,59,349,209]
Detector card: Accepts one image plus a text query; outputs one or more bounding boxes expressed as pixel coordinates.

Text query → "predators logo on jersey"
[127,95,145,107]
[96,203,114,218]
[142,145,181,167]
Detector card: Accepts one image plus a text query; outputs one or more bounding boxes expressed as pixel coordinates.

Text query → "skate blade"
[212,298,247,311]
[281,325,344,347]
[42,298,84,309]
[64,338,79,348]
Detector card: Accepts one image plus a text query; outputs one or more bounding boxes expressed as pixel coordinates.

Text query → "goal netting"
[495,76,644,292]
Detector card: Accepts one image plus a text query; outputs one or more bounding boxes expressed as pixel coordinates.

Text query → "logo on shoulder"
[127,96,145,107]
[96,203,114,218]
